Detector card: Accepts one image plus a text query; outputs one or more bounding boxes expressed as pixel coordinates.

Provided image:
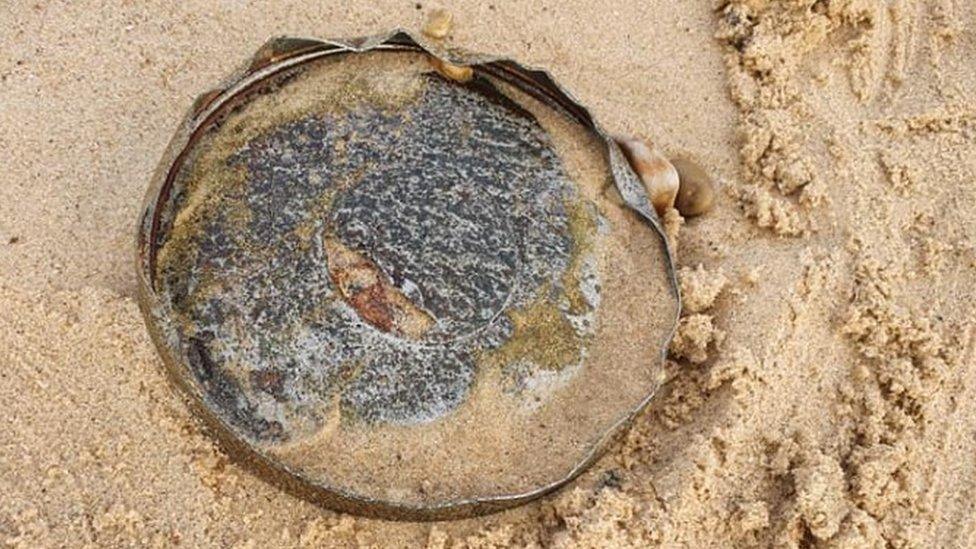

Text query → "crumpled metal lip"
[134,29,681,521]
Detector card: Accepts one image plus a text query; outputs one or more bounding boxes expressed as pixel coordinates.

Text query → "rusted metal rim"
[135,29,681,521]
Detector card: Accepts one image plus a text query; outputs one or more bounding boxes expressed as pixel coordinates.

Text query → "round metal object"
[136,31,679,520]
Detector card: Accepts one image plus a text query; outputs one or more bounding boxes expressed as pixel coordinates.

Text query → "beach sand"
[2,1,975,546]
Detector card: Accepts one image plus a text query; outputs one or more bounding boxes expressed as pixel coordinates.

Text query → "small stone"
[672,157,716,217]
[429,56,473,82]
[615,137,679,217]
[422,9,453,39]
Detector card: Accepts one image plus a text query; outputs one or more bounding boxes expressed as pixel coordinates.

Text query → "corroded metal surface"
[162,72,593,432]
[136,31,680,520]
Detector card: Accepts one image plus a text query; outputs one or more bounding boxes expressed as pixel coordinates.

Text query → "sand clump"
[667,265,727,366]
[2,1,975,547]
[678,264,728,313]
[669,314,723,364]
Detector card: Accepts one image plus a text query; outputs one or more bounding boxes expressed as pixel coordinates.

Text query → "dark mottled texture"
[159,70,599,439]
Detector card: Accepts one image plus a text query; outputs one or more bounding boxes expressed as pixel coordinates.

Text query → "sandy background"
[2,0,975,547]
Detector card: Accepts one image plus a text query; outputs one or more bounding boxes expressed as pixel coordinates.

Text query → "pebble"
[672,157,716,217]
[422,9,453,39]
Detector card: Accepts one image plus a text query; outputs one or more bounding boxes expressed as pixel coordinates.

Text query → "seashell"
[615,136,680,217]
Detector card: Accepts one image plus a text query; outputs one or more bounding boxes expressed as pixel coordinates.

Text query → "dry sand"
[1,0,975,547]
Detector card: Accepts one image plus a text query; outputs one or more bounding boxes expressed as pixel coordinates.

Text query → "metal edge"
[135,29,682,521]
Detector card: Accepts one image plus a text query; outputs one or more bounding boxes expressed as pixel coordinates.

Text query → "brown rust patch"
[323,237,433,339]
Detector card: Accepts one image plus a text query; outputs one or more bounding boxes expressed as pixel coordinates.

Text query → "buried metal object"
[135,30,680,520]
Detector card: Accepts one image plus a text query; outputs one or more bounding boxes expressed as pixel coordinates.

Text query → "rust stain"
[190,88,225,119]
[350,283,396,332]
[323,237,433,339]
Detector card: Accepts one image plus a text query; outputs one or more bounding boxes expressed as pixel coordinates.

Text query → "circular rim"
[135,30,681,521]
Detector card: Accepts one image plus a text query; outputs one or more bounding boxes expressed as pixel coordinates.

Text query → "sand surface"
[2,0,975,547]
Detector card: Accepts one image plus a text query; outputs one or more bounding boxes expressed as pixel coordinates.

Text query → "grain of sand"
[2,1,975,547]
